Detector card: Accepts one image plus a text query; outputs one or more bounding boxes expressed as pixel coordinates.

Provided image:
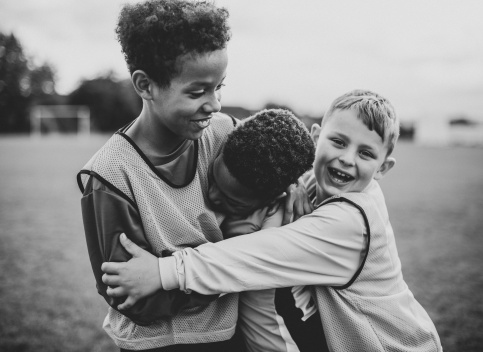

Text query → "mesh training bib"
[312,183,442,352]
[79,113,240,350]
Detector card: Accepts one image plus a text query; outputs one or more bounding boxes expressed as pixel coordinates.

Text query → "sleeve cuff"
[158,256,179,291]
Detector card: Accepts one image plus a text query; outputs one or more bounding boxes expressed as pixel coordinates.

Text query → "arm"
[220,205,272,238]
[102,201,366,307]
[80,175,217,325]
[164,201,365,294]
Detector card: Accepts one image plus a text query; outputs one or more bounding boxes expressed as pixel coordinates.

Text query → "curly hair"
[223,109,315,201]
[116,0,231,87]
[324,89,400,156]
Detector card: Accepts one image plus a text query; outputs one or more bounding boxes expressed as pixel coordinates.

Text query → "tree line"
[0,32,142,134]
[0,31,414,137]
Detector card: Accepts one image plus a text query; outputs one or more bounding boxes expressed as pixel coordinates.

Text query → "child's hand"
[101,234,162,311]
[282,180,313,225]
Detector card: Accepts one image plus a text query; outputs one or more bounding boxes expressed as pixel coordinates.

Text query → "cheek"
[359,164,379,181]
[170,98,200,116]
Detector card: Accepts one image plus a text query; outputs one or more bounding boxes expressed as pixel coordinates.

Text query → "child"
[103,90,443,352]
[207,108,315,352]
[77,1,310,350]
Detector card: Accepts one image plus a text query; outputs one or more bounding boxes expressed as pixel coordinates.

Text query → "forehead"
[212,155,260,202]
[174,49,228,85]
[323,109,388,150]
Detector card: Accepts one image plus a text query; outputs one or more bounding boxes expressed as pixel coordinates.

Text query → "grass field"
[0,135,482,352]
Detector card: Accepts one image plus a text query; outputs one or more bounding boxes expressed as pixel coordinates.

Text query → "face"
[207,153,266,217]
[149,49,228,146]
[312,109,395,203]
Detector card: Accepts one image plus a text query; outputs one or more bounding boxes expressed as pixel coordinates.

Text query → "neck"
[315,184,329,205]
[126,109,185,156]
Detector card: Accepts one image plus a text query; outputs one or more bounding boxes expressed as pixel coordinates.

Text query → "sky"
[1,0,482,122]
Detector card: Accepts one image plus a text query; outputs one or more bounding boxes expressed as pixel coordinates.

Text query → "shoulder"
[198,112,239,162]
[77,133,139,193]
[337,181,389,220]
[83,133,142,172]
[205,112,238,140]
[314,199,366,235]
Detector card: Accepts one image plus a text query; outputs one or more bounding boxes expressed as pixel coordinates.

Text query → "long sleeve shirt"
[159,199,366,295]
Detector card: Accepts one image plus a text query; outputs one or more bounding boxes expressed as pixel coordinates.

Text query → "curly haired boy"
[207,108,316,352]
[209,108,315,218]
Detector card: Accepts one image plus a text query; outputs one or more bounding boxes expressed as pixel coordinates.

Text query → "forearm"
[161,203,365,295]
[81,177,216,324]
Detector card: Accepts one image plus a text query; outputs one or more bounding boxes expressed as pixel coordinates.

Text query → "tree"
[68,73,141,132]
[0,33,30,132]
[0,32,59,133]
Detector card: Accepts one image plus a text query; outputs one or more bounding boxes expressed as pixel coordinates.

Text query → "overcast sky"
[1,0,482,121]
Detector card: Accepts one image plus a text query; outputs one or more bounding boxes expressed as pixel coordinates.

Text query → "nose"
[203,91,221,114]
[338,150,355,166]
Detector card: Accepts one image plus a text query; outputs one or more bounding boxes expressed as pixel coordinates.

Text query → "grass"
[0,135,482,351]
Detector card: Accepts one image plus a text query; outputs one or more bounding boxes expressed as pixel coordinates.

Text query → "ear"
[310,123,321,145]
[374,157,396,180]
[131,70,153,100]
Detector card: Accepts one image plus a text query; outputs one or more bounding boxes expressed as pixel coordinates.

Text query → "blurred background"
[0,0,482,351]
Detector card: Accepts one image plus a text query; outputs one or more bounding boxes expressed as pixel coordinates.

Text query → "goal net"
[30,105,90,137]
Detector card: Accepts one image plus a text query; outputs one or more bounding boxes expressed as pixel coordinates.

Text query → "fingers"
[305,196,314,212]
[282,187,296,225]
[292,197,306,221]
[119,233,138,256]
[118,296,136,311]
[119,233,149,258]
[101,261,123,275]
[106,285,127,298]
[102,272,121,286]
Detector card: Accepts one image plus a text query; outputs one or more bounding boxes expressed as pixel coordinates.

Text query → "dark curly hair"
[116,0,231,87]
[223,109,315,201]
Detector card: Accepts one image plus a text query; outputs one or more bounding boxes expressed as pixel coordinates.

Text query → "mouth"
[191,117,211,129]
[328,167,354,184]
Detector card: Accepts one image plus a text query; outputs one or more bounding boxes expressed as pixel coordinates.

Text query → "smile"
[328,167,354,184]
[192,118,211,128]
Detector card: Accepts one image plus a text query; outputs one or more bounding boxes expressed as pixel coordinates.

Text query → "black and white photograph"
[1,1,482,351]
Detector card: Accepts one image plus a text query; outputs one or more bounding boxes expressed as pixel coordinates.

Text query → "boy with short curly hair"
[104,90,443,352]
[209,108,315,218]
[116,0,231,89]
[78,0,238,350]
[194,107,316,352]
[77,1,312,351]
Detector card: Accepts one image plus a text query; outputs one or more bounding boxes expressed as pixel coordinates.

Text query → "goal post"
[30,105,90,137]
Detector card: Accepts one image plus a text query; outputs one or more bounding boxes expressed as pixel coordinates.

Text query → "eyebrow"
[187,76,226,88]
[333,131,379,151]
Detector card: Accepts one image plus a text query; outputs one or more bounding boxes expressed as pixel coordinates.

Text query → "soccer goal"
[30,105,90,137]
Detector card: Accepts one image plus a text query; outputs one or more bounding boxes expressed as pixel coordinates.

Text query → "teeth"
[194,119,210,128]
[330,168,352,183]
[336,171,349,179]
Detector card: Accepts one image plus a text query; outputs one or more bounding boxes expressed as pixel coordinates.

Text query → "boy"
[207,108,315,352]
[77,1,310,350]
[103,90,443,351]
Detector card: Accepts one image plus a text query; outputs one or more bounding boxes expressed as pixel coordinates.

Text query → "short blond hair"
[323,89,400,156]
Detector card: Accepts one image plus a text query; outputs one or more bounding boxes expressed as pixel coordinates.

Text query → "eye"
[215,83,225,91]
[189,90,205,98]
[360,150,375,159]
[331,138,345,147]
